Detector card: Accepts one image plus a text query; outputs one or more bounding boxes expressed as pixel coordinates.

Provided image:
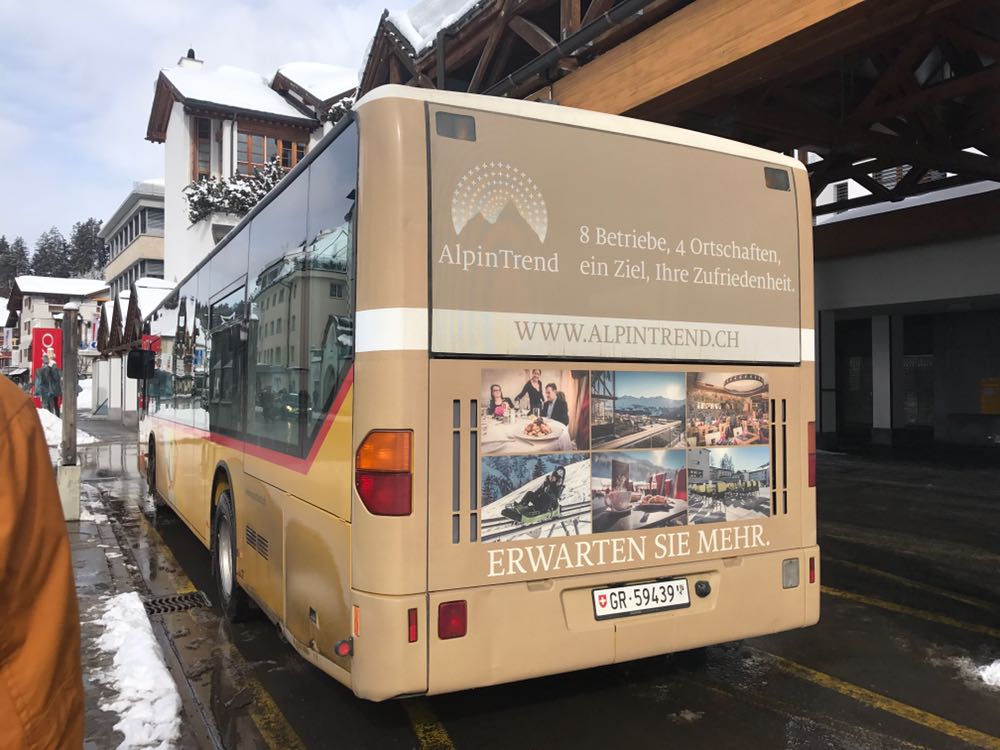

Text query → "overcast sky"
[0,0,389,251]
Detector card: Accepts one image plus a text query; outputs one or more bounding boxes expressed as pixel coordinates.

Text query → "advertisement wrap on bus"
[135,86,818,701]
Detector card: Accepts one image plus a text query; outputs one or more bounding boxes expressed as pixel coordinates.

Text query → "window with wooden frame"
[236,125,308,175]
[194,117,212,179]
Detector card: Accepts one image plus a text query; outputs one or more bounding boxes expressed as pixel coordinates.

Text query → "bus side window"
[305,122,357,429]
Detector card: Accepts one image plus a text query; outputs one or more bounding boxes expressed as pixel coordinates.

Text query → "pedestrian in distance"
[34,353,62,417]
[0,374,84,749]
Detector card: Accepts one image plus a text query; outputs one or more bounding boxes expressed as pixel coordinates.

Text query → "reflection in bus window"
[208,285,246,435]
[193,272,210,431]
[243,122,357,457]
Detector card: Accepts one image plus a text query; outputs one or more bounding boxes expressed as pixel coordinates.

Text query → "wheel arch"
[211,460,237,534]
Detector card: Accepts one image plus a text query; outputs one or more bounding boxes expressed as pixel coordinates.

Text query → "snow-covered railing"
[182,158,286,225]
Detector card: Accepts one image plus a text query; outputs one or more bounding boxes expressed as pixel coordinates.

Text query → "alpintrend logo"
[451,161,548,242]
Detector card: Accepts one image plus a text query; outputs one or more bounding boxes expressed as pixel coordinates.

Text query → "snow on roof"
[387,0,484,54]
[133,279,174,320]
[277,62,356,101]
[163,64,311,120]
[15,276,110,298]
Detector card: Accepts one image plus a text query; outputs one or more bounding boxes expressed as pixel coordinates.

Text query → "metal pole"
[61,302,79,467]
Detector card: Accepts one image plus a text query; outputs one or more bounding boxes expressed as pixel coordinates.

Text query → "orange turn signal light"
[356,430,412,473]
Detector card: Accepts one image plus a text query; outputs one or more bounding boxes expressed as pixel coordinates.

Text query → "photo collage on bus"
[479,368,771,543]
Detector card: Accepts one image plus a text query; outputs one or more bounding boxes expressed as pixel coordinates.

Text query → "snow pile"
[278,62,356,101]
[78,378,93,411]
[36,407,97,446]
[978,659,1000,688]
[95,592,181,749]
[80,483,108,523]
[387,0,484,54]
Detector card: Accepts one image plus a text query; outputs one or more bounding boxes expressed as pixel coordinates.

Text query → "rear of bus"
[349,86,818,700]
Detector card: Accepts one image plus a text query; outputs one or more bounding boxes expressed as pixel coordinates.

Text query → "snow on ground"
[80,484,108,523]
[78,378,93,411]
[95,592,181,749]
[977,659,1000,688]
[36,407,97,446]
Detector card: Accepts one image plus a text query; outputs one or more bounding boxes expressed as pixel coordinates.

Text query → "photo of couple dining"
[480,368,590,455]
[685,372,770,447]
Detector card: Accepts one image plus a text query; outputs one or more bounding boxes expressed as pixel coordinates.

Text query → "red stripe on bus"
[150,366,355,475]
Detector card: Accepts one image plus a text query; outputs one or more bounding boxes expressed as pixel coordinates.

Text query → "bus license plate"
[592,579,691,620]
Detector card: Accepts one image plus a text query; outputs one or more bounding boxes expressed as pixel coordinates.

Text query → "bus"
[134,85,818,701]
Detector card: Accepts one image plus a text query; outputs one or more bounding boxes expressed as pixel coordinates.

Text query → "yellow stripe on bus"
[763,651,1000,750]
[822,586,1000,640]
[404,698,456,750]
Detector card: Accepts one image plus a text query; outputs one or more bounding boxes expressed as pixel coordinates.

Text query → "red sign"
[141,335,162,353]
[32,327,63,407]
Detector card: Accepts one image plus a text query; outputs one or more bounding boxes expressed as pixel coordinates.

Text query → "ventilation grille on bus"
[449,399,479,543]
[770,398,789,515]
[245,525,270,560]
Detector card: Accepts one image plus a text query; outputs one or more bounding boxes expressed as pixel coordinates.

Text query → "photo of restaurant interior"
[686,372,769,447]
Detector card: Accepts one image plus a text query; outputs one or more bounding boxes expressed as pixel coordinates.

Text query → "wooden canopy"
[359,0,1000,214]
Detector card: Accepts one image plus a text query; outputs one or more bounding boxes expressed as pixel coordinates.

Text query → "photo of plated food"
[590,449,688,533]
[480,368,590,455]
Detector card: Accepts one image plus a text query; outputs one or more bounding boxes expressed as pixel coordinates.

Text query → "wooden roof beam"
[550,0,966,116]
[550,0,870,113]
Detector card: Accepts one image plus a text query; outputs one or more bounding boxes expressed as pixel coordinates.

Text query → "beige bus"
[135,85,819,701]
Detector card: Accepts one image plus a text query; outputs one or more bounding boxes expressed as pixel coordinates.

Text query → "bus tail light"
[438,601,467,639]
[408,608,418,643]
[809,556,816,584]
[807,421,816,487]
[355,430,412,516]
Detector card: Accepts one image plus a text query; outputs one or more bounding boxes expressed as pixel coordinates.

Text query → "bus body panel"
[283,491,352,673]
[427,360,812,591]
[351,95,431,599]
[426,545,819,695]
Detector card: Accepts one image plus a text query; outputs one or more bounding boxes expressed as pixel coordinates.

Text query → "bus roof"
[355,85,806,173]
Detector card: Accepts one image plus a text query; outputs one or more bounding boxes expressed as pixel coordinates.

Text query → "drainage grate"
[143,591,211,615]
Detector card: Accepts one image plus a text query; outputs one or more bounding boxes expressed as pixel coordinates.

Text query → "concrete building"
[814,184,1000,449]
[99,179,165,297]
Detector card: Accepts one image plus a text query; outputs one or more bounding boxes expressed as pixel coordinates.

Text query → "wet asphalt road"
[78,423,1000,750]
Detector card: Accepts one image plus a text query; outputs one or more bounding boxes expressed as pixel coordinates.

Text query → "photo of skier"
[480,453,591,543]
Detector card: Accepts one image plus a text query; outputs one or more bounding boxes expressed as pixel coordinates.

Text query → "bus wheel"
[213,489,252,622]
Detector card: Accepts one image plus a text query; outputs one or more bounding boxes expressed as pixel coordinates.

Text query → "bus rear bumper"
[425,546,820,696]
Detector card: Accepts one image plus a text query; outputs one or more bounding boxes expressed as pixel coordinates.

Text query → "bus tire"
[213,490,252,622]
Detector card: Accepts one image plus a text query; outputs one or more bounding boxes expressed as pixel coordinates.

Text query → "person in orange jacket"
[0,375,84,749]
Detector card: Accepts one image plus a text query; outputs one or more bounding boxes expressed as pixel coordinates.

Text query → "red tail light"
[355,430,412,516]
[807,421,816,488]
[408,607,418,643]
[438,601,467,640]
[809,556,816,584]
